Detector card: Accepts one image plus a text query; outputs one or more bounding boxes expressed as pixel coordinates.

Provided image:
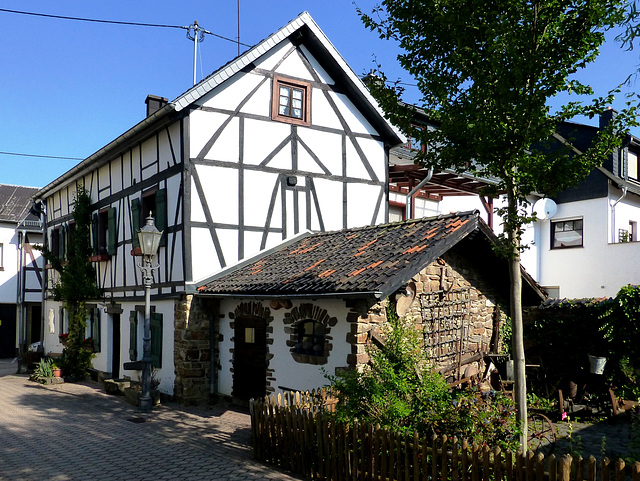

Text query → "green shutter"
[107,207,117,255]
[129,311,138,361]
[131,198,140,249]
[93,309,101,352]
[151,312,163,369]
[155,189,167,247]
[60,225,67,260]
[92,213,99,255]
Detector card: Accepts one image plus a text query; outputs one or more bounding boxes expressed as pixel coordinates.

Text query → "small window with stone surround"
[296,320,326,357]
[284,303,337,365]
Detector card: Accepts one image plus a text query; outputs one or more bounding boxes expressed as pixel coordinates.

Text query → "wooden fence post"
[632,462,640,481]
[559,455,572,481]
[587,456,597,481]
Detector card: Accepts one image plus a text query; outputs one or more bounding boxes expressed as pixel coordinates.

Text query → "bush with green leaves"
[328,300,520,451]
[30,357,54,383]
[525,285,640,401]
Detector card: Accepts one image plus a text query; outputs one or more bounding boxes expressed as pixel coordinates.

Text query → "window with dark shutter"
[131,198,141,249]
[132,188,167,253]
[107,207,117,255]
[151,312,163,369]
[129,311,138,361]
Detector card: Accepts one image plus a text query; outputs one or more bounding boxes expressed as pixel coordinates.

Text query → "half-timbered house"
[34,12,403,400]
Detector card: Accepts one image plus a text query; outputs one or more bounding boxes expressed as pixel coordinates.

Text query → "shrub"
[329,300,520,451]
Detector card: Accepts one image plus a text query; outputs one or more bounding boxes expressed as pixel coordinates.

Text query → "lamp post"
[137,213,163,413]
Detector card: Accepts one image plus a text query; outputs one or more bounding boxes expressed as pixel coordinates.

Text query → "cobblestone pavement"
[0,359,303,481]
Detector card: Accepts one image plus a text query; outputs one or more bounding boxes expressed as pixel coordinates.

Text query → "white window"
[551,218,583,248]
[628,150,639,181]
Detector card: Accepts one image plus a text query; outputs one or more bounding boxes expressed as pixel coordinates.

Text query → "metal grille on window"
[420,288,471,374]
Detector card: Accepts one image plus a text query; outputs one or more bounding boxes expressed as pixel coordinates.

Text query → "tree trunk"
[506,184,528,450]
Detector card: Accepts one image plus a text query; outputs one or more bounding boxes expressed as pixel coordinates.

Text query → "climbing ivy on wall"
[41,187,102,379]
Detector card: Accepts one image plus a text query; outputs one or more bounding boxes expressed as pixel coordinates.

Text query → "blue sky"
[1,1,639,188]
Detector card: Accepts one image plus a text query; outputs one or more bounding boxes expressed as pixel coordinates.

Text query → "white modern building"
[388,110,640,299]
[0,184,43,358]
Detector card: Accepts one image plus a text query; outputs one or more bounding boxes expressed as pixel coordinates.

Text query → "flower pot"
[588,355,607,375]
[53,368,63,378]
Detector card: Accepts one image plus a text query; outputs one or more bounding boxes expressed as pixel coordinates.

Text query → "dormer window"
[272,76,310,126]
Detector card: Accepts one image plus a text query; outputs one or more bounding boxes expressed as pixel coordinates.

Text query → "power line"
[0,8,251,47]
[0,151,84,161]
[0,8,184,29]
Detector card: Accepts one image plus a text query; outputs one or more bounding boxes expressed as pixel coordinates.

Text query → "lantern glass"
[138,213,163,256]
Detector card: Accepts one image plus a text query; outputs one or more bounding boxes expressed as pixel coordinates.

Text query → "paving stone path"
[0,359,303,481]
[552,414,636,461]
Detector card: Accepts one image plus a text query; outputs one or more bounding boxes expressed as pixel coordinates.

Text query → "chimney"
[599,107,618,130]
[145,95,169,117]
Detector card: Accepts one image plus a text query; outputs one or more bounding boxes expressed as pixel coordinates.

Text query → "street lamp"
[137,212,162,413]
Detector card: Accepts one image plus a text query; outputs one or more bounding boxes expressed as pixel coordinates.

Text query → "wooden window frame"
[131,188,167,255]
[271,75,311,127]
[91,207,116,261]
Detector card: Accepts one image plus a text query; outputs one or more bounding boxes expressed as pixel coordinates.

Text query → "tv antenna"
[186,20,208,86]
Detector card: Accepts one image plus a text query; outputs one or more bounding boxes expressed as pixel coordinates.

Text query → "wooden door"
[233,315,267,404]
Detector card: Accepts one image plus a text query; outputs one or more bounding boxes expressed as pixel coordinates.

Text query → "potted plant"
[51,362,63,378]
[59,332,70,346]
[29,358,63,384]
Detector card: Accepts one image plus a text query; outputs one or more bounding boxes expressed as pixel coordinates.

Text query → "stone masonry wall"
[348,251,507,378]
[174,294,214,405]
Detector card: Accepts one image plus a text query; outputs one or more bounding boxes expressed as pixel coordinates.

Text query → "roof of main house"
[35,11,404,200]
[0,184,38,224]
[197,210,546,303]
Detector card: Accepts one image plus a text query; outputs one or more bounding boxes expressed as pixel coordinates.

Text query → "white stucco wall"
[535,197,615,298]
[0,224,19,304]
[217,298,352,397]
[42,299,176,395]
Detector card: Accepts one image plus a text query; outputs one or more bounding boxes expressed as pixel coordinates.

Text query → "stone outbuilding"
[178,210,545,405]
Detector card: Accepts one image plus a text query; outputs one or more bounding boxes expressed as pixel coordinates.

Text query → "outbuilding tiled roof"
[198,210,494,299]
[0,184,38,223]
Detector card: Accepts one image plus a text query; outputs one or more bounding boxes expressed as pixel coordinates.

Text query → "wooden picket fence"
[249,390,640,481]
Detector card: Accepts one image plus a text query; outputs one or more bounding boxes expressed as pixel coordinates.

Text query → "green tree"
[359,0,638,446]
[42,188,101,379]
